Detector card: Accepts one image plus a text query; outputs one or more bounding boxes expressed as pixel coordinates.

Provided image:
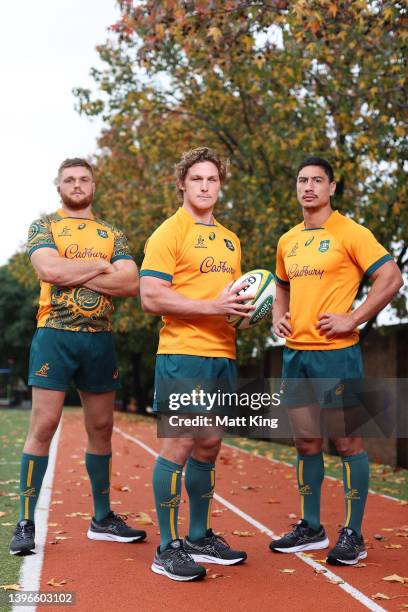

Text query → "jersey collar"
[179,206,217,227]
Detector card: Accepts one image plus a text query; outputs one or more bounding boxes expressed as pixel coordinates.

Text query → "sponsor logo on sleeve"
[224,238,235,251]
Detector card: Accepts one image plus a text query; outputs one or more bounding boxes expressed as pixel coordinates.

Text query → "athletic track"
[15,411,408,612]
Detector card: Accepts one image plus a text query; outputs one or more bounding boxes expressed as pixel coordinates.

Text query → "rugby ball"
[226,269,275,330]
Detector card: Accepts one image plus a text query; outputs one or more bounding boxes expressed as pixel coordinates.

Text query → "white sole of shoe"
[9,547,35,555]
[190,553,246,565]
[151,562,205,581]
[87,530,144,543]
[272,536,330,553]
[327,550,367,566]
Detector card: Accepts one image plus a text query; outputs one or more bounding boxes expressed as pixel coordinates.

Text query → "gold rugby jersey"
[27,208,133,332]
[275,210,392,350]
[141,207,242,358]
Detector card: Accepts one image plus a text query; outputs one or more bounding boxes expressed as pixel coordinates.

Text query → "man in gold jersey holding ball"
[271,156,403,565]
[140,147,252,581]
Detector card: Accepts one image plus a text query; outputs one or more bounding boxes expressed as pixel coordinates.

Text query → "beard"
[60,191,94,210]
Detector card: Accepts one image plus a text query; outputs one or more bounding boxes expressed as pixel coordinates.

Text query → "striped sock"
[296,452,324,531]
[19,453,49,522]
[153,456,183,552]
[185,457,215,541]
[342,452,369,536]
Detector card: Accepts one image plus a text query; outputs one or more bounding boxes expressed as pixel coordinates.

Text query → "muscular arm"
[83,259,139,297]
[30,248,112,286]
[272,283,292,338]
[316,260,403,338]
[140,276,254,319]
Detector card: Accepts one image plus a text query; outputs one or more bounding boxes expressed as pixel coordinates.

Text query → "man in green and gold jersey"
[270,156,403,565]
[9,158,146,556]
[140,147,251,581]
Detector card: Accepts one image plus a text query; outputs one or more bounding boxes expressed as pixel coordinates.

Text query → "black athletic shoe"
[9,519,36,555]
[151,539,206,581]
[184,529,247,565]
[326,527,367,566]
[87,511,146,543]
[269,519,329,553]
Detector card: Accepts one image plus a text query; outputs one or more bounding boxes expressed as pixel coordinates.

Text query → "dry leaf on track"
[47,578,67,587]
[372,593,390,601]
[382,574,406,584]
[385,544,403,549]
[280,569,296,574]
[328,577,345,585]
[231,530,255,537]
[134,512,154,525]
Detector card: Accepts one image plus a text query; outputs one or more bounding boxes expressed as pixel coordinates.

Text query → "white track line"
[114,426,386,612]
[13,422,62,612]
[222,441,403,503]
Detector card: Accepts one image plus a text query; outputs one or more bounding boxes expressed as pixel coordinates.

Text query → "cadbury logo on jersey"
[64,244,109,259]
[288,264,324,280]
[200,257,235,274]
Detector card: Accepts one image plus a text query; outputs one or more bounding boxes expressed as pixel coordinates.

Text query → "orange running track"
[22,412,408,612]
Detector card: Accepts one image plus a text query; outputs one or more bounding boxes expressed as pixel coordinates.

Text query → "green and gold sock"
[296,452,324,531]
[19,453,49,522]
[185,457,215,541]
[342,451,369,535]
[153,456,183,551]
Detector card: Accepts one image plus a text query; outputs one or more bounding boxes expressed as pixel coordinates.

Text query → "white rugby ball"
[226,269,275,330]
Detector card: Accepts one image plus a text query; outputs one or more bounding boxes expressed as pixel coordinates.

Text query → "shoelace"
[17,523,34,538]
[337,528,356,549]
[110,513,128,526]
[171,546,194,563]
[289,523,307,538]
[209,532,231,549]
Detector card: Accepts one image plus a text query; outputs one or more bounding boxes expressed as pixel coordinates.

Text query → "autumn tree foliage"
[75,0,407,362]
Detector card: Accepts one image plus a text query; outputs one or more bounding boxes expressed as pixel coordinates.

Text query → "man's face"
[181,161,221,210]
[57,166,95,209]
[296,165,336,211]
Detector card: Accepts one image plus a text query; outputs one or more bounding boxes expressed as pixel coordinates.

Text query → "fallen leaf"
[55,536,72,541]
[372,593,390,601]
[385,544,403,549]
[48,540,58,545]
[280,569,296,574]
[0,584,21,591]
[124,558,134,561]
[47,578,67,587]
[65,512,90,518]
[382,574,406,584]
[207,573,226,579]
[328,577,345,585]
[288,513,297,519]
[51,501,63,505]
[231,530,255,537]
[374,534,388,541]
[354,563,367,568]
[48,523,58,527]
[265,499,280,504]
[381,528,395,532]
[134,512,154,525]
[314,569,327,574]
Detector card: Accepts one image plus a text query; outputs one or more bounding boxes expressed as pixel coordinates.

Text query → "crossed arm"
[30,248,139,297]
